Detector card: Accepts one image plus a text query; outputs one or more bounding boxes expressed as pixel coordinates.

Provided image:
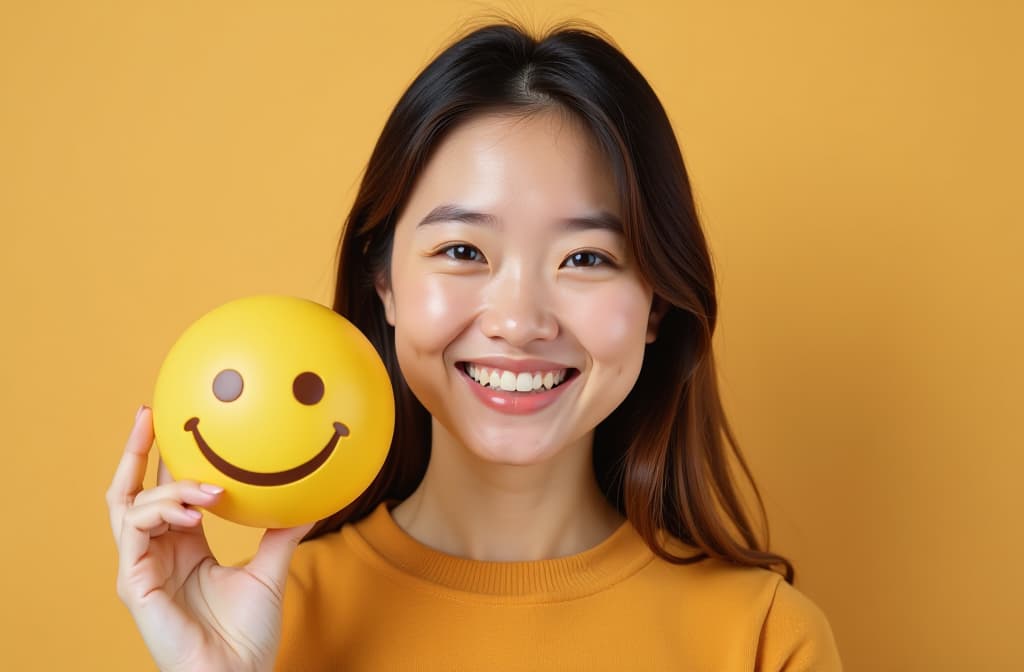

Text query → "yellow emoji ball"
[152,295,394,528]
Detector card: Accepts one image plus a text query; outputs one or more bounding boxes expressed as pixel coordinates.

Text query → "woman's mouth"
[456,361,579,414]
[461,362,575,392]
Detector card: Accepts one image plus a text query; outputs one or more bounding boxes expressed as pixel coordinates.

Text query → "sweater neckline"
[345,501,657,599]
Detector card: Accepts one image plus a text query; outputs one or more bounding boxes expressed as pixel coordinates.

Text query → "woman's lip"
[456,357,576,373]
[457,364,579,415]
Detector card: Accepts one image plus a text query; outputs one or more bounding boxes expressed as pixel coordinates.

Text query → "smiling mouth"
[184,417,349,486]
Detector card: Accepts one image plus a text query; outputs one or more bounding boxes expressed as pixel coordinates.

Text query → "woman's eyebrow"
[416,204,499,229]
[415,203,623,233]
[560,212,623,234]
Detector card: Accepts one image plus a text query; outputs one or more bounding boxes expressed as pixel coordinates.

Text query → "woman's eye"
[563,251,606,268]
[443,244,483,262]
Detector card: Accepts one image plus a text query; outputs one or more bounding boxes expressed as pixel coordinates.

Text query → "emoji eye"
[213,369,244,402]
[293,371,324,405]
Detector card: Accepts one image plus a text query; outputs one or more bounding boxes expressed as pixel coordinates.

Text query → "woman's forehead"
[401,110,621,228]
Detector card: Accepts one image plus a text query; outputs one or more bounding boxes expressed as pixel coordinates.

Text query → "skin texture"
[381,109,666,561]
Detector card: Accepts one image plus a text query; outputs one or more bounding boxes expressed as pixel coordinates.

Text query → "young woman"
[107,21,842,671]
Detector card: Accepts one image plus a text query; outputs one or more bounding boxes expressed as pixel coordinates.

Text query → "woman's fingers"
[119,499,203,566]
[132,480,223,509]
[106,406,154,542]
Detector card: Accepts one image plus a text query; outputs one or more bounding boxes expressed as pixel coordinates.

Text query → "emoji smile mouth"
[184,417,349,486]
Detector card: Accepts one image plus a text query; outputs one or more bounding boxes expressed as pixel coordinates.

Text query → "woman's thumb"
[244,523,315,596]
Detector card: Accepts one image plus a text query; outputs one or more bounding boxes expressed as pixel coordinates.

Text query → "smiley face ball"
[152,295,394,528]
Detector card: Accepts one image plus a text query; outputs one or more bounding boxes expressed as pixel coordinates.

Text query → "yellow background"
[2,1,1021,669]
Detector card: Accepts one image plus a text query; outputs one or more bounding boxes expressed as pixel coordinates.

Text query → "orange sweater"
[276,503,841,671]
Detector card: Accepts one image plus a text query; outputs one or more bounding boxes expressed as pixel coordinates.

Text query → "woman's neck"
[390,419,625,562]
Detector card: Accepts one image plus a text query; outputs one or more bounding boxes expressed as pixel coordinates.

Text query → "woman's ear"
[646,296,669,344]
[375,273,396,326]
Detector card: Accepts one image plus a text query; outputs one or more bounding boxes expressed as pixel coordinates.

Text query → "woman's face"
[377,109,662,465]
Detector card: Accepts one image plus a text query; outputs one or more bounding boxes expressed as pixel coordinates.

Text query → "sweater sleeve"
[755,579,843,671]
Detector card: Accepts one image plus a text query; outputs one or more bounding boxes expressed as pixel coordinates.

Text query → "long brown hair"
[305,20,794,583]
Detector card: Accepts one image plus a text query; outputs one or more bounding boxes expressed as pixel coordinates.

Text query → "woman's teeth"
[464,363,568,392]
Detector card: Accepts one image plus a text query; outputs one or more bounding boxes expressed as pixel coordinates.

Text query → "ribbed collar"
[342,502,657,602]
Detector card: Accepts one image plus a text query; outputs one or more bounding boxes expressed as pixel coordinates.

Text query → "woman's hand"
[106,406,312,672]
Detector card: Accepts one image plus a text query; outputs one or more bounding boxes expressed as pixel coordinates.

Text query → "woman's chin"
[470,443,558,467]
[458,426,590,468]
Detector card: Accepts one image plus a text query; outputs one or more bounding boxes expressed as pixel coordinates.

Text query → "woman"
[107,21,842,671]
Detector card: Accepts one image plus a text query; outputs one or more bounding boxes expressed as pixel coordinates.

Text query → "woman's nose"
[478,267,558,346]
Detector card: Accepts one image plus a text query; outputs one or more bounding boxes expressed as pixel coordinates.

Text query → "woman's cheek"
[567,283,651,367]
[396,273,480,352]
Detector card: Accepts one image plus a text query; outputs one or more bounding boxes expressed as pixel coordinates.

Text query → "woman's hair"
[305,19,794,582]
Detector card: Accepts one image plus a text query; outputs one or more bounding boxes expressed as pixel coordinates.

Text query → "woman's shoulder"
[283,503,405,596]
[757,577,842,670]
[277,520,377,668]
[645,536,843,670]
[286,521,367,592]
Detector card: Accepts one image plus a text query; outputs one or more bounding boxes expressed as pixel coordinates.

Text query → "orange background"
[2,1,1021,669]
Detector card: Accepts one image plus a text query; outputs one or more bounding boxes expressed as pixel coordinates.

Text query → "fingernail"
[135,405,147,421]
[185,508,202,520]
[199,483,224,495]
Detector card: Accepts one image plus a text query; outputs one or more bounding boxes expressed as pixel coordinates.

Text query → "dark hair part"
[305,19,794,583]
